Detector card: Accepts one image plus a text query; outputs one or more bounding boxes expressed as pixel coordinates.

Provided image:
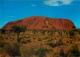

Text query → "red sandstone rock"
[3,16,76,30]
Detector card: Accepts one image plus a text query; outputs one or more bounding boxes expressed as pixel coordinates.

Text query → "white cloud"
[32,4,37,7]
[44,0,73,6]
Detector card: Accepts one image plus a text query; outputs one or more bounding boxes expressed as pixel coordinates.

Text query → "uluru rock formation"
[3,16,76,30]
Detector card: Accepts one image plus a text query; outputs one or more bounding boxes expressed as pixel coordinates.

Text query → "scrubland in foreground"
[0,29,80,57]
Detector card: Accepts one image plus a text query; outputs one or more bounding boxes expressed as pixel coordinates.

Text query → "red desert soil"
[3,16,76,30]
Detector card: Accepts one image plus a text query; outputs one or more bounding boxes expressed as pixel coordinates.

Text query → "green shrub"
[0,36,2,40]
[47,42,57,48]
[67,44,80,57]
[1,29,5,34]
[12,25,26,35]
[38,38,42,41]
[41,30,45,35]
[0,42,4,48]
[34,47,49,57]
[21,39,31,44]
[47,39,64,48]
[70,45,80,56]
[17,38,21,43]
[57,38,64,46]
[26,39,31,43]
[69,30,74,36]
[59,49,67,57]
[20,47,35,57]
[4,43,20,56]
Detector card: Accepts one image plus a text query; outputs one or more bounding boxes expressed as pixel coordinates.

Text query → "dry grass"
[0,29,80,57]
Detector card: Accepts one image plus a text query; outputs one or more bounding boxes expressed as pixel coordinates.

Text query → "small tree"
[1,29,5,34]
[12,25,26,36]
[70,44,80,57]
[0,42,4,48]
[4,43,20,56]
[12,25,26,43]
[69,30,74,36]
[59,48,66,57]
[57,38,64,46]
[34,47,49,57]
[67,44,80,57]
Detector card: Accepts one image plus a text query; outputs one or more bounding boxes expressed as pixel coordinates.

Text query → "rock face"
[3,16,76,30]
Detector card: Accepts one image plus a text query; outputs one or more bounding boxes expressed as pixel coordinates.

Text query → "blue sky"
[0,0,80,28]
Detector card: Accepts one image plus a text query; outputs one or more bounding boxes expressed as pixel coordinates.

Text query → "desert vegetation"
[0,28,80,57]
